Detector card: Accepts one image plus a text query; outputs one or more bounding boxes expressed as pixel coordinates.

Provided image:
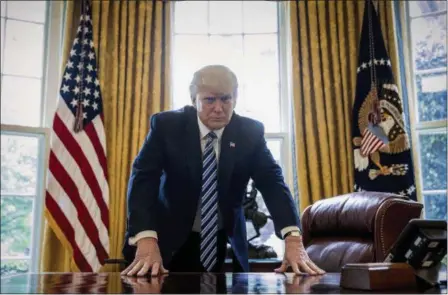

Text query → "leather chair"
[301,191,423,272]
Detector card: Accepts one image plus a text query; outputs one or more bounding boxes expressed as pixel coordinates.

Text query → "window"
[171,1,293,258]
[406,1,447,220]
[0,1,63,276]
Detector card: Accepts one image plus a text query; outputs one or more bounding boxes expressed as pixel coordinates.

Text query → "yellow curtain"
[40,0,171,272]
[290,0,401,212]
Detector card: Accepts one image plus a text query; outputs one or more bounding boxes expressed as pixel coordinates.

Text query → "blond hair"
[189,65,238,100]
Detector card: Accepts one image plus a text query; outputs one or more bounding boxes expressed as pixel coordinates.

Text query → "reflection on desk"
[0,272,446,294]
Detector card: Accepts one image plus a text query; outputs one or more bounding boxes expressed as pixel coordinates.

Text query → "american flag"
[360,123,388,156]
[45,2,109,272]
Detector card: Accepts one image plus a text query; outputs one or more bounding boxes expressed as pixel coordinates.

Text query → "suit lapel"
[184,107,203,197]
[218,114,238,204]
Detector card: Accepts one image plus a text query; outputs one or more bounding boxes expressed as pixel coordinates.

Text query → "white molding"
[42,0,64,129]
[408,9,447,20]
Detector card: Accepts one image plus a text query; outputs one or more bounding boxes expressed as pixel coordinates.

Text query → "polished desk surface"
[1,272,446,294]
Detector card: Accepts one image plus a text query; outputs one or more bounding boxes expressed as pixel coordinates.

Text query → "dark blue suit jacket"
[122,106,300,271]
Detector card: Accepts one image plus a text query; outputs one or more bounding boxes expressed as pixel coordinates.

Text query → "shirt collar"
[197,116,225,141]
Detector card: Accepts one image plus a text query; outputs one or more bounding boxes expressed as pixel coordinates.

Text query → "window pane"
[3,20,45,78]
[0,196,34,257]
[209,1,242,34]
[172,35,210,109]
[415,72,447,122]
[267,139,282,166]
[209,35,244,82]
[6,1,46,23]
[1,259,30,276]
[424,193,447,220]
[411,15,446,71]
[173,1,208,34]
[419,133,447,190]
[1,134,39,195]
[409,1,447,18]
[1,76,42,126]
[243,34,279,85]
[238,83,281,133]
[243,1,278,34]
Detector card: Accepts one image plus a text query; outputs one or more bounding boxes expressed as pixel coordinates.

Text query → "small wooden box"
[340,262,417,290]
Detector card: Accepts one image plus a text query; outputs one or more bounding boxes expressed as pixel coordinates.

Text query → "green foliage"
[1,135,38,194]
[0,260,29,276]
[1,197,33,256]
[424,194,447,220]
[419,133,447,191]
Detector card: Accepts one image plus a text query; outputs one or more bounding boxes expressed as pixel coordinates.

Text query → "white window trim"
[0,1,64,272]
[402,2,448,211]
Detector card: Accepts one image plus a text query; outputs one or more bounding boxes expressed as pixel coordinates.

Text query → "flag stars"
[74,38,79,45]
[83,39,89,45]
[88,52,95,60]
[83,88,91,96]
[386,60,391,66]
[85,75,92,84]
[75,75,82,83]
[94,78,100,86]
[407,185,416,195]
[62,85,70,93]
[64,72,72,80]
[92,102,99,111]
[82,99,90,107]
[67,61,74,69]
[83,27,90,34]
[70,99,78,107]
[93,90,100,99]
[77,62,84,71]
[73,86,80,95]
[70,49,77,57]
[83,112,88,119]
[87,64,94,72]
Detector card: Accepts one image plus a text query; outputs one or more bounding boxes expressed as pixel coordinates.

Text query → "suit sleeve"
[249,123,301,239]
[126,114,163,237]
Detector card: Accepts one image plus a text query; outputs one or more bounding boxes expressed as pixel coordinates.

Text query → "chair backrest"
[301,192,423,272]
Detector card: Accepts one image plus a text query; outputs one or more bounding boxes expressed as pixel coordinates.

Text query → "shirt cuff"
[128,230,158,246]
[280,226,301,238]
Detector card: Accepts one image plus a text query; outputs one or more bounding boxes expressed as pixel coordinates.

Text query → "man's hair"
[189,65,238,101]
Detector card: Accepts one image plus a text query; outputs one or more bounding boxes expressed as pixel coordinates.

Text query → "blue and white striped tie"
[200,131,219,272]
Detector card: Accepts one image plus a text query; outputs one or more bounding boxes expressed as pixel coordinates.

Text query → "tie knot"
[206,132,217,140]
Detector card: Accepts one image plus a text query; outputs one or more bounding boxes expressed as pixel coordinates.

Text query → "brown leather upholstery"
[301,191,423,272]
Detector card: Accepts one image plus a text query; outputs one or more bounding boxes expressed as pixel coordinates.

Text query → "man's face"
[195,90,235,130]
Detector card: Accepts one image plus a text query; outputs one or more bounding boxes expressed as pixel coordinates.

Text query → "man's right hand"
[121,237,169,277]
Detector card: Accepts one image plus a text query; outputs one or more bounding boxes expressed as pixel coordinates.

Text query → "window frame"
[169,1,295,191]
[403,2,447,216]
[0,1,64,273]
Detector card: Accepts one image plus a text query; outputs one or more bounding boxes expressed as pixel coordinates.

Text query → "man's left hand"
[274,235,325,275]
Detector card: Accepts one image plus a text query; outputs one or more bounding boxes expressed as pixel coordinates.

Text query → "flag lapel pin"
[229,142,235,148]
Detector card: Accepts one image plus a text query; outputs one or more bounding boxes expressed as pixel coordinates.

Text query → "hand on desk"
[274,235,325,275]
[121,237,169,276]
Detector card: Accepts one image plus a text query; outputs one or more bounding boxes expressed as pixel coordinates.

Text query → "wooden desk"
[1,272,446,294]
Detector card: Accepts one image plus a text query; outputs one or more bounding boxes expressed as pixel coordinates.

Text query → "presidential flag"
[352,0,416,200]
[45,1,110,272]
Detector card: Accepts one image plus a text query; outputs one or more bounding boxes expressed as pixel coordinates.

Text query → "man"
[121,65,324,276]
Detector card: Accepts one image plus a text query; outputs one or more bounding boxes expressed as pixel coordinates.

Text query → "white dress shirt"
[129,117,299,245]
